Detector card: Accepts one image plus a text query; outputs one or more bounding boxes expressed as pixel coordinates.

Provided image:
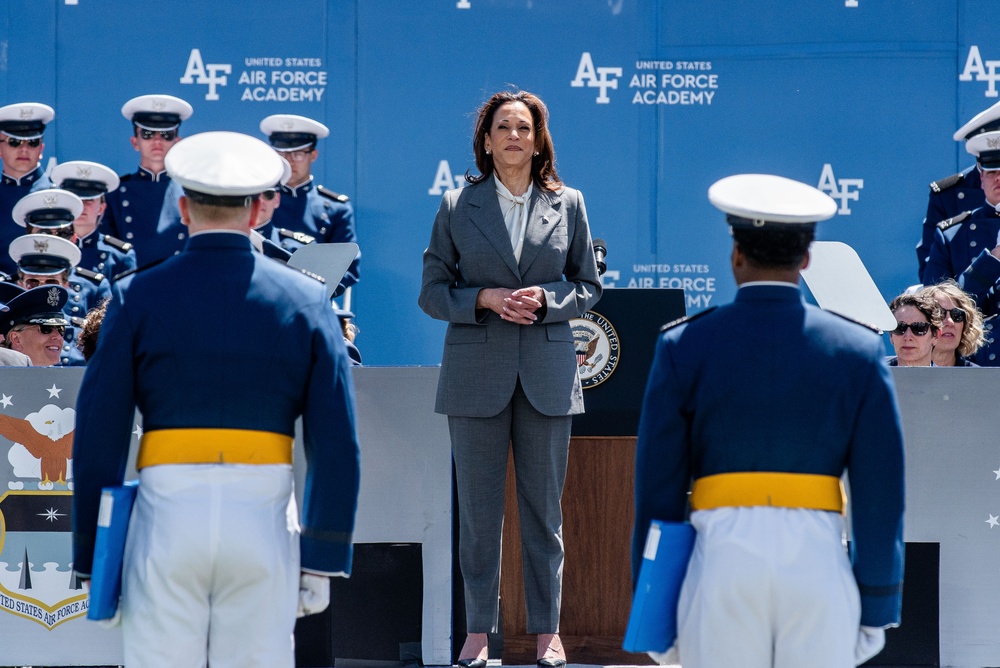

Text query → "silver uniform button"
[970,224,977,230]
[958,192,965,199]
[125,216,132,223]
[178,232,185,239]
[971,241,977,247]
[98,263,106,270]
[174,250,180,255]
[120,186,127,193]
[122,200,129,207]
[100,252,107,259]
[991,353,996,361]
[126,232,134,239]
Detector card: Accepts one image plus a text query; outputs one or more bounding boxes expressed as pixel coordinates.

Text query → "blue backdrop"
[1,0,995,365]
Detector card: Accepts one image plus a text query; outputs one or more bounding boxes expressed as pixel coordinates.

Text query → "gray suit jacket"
[419,175,602,417]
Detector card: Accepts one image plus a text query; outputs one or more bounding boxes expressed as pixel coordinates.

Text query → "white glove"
[97,605,123,629]
[854,625,885,665]
[647,645,680,666]
[82,580,123,629]
[296,573,330,618]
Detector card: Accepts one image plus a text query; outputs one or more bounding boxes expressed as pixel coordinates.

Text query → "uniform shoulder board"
[937,210,972,231]
[298,268,326,284]
[317,185,350,203]
[74,267,105,284]
[103,234,133,252]
[929,172,963,193]
[659,307,717,333]
[113,256,169,282]
[278,228,316,245]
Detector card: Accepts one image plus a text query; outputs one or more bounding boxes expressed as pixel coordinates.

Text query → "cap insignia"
[75,165,92,178]
[47,287,60,306]
[152,99,166,111]
[988,136,1000,149]
[280,120,295,131]
[33,239,50,253]
[43,193,58,208]
[19,108,33,119]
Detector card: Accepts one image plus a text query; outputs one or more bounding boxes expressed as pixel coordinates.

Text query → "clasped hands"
[477,286,545,325]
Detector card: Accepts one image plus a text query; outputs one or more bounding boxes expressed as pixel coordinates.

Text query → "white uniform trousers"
[676,506,861,668]
[121,464,300,668]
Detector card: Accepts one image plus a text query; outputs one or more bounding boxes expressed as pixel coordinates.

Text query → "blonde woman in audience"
[888,293,941,366]
[919,280,985,367]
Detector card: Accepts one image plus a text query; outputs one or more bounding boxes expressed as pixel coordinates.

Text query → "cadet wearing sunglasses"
[920,280,986,366]
[102,94,194,266]
[0,284,70,367]
[888,293,942,367]
[0,102,55,277]
[259,114,360,298]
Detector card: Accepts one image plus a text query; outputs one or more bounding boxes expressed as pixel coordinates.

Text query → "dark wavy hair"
[466,89,561,191]
[730,225,815,269]
[888,292,943,334]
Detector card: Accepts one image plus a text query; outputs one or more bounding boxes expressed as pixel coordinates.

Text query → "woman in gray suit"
[419,90,602,668]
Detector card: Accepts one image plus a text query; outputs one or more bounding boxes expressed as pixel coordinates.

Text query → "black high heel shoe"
[536,659,566,668]
[456,659,487,668]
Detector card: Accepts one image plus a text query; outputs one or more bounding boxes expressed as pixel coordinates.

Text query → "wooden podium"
[499,289,686,665]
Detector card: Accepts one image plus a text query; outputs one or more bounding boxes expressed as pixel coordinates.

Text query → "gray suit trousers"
[449,381,571,634]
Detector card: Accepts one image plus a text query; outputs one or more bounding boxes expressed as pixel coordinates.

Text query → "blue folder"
[86,481,139,621]
[623,520,696,653]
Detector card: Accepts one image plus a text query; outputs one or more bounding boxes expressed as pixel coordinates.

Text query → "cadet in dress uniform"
[0,284,69,367]
[51,160,137,280]
[633,174,905,668]
[12,191,112,316]
[916,101,1000,278]
[926,131,1000,365]
[250,157,294,263]
[102,94,193,266]
[0,102,54,277]
[71,131,361,668]
[260,114,359,297]
[7,230,100,367]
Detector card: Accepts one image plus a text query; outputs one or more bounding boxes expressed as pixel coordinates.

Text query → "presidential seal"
[570,310,620,389]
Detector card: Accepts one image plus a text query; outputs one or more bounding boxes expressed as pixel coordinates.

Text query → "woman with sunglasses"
[887,293,942,366]
[919,280,985,367]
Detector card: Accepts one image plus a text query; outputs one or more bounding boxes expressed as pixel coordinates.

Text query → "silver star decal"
[39,507,65,522]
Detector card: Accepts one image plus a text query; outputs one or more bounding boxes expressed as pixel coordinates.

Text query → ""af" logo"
[817,164,864,215]
[570,53,624,105]
[960,46,1000,99]
[179,49,233,101]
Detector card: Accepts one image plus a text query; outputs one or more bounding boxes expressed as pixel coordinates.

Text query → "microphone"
[593,238,607,276]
